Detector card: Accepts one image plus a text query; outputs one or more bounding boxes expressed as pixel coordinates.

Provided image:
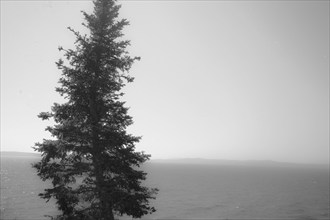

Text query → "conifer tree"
[33,0,157,219]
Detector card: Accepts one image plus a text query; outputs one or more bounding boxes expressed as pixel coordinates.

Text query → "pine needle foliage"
[33,1,158,219]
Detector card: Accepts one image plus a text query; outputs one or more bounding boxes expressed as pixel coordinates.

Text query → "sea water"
[1,154,329,220]
[141,162,329,220]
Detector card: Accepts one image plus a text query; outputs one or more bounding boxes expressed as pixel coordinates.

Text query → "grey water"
[1,153,329,220]
[142,162,329,220]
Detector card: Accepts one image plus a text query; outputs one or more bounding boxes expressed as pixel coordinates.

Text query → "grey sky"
[1,1,329,164]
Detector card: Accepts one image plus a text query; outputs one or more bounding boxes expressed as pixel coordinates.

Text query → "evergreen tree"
[33,0,158,219]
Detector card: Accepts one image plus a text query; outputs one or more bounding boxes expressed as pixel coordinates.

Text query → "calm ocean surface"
[1,155,329,220]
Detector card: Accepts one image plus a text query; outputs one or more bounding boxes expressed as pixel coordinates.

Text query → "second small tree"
[33,0,158,219]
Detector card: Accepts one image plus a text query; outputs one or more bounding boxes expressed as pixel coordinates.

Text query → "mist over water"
[1,153,329,220]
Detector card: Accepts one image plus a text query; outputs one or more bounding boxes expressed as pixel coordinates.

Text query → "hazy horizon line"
[1,150,328,166]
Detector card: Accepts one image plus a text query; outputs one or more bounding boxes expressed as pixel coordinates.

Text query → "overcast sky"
[1,0,329,164]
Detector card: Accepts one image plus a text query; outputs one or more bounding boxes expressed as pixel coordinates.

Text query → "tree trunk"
[89,89,115,220]
[94,158,115,220]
